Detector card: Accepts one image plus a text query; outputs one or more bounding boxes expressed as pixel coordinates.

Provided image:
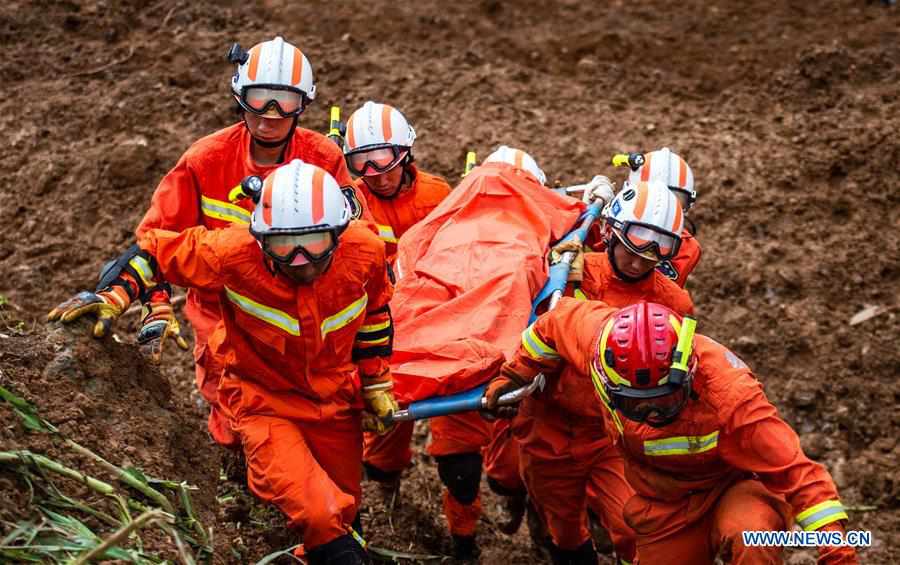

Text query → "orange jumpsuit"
[137,222,392,551]
[354,166,451,263]
[135,122,370,445]
[486,255,693,560]
[655,229,701,288]
[597,335,857,565]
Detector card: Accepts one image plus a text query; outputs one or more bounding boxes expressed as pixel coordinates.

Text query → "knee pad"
[436,452,482,505]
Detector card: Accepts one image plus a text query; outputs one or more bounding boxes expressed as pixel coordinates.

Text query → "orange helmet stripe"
[248,45,262,82]
[311,167,325,224]
[633,182,648,220]
[672,197,683,233]
[261,174,276,226]
[346,115,356,149]
[677,157,687,188]
[291,47,304,86]
[640,153,652,182]
[514,149,524,170]
[381,104,394,141]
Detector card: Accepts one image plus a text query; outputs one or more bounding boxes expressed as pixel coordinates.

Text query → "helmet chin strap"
[273,254,334,285]
[244,114,299,163]
[366,164,414,201]
[607,236,654,283]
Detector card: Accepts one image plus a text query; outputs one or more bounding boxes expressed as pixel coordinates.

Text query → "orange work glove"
[549,236,585,282]
[482,365,531,419]
[47,286,132,338]
[137,289,189,364]
[361,371,399,435]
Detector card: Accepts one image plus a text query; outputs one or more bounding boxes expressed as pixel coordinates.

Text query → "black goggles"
[608,218,682,261]
[345,145,409,177]
[237,85,308,118]
[607,383,689,428]
[253,228,340,266]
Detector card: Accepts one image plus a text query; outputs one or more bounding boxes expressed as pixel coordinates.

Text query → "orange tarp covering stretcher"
[389,162,585,404]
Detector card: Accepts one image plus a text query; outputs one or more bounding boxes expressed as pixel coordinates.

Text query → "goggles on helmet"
[238,86,308,118]
[607,383,690,428]
[256,228,339,266]
[607,218,682,261]
[346,145,409,177]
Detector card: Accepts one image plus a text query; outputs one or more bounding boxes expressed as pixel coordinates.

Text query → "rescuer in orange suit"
[343,101,451,263]
[486,299,858,565]
[610,148,702,288]
[126,36,371,446]
[483,180,693,565]
[50,160,395,565]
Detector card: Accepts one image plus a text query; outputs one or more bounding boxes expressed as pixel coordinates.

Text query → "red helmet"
[590,302,697,427]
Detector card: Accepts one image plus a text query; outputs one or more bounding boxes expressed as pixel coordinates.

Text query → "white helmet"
[603,179,683,262]
[229,36,316,118]
[484,145,547,185]
[249,160,350,265]
[343,101,416,176]
[625,148,696,209]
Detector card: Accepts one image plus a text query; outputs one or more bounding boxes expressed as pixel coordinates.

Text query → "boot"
[305,533,371,565]
[451,534,480,561]
[548,539,598,565]
[487,477,526,535]
[363,462,402,508]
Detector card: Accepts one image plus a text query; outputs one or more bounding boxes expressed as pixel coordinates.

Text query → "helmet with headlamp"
[239,160,351,267]
[228,36,316,119]
[590,302,697,428]
[602,179,684,264]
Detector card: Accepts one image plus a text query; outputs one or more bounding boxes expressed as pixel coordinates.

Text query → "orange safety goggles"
[346,145,409,177]
[259,230,338,266]
[238,86,308,118]
[608,219,682,261]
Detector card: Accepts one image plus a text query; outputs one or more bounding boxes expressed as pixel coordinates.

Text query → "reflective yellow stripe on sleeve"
[128,255,155,288]
[521,325,559,361]
[796,500,848,531]
[643,431,719,456]
[356,336,390,346]
[359,320,391,333]
[224,287,300,336]
[375,224,397,243]
[201,195,251,225]
[321,294,369,338]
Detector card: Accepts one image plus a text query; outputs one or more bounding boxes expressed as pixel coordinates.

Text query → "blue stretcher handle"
[390,384,488,422]
[529,200,604,323]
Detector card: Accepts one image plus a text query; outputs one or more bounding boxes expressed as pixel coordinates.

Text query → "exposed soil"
[1,0,898,563]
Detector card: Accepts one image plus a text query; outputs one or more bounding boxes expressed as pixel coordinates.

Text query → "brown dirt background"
[1,0,898,563]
